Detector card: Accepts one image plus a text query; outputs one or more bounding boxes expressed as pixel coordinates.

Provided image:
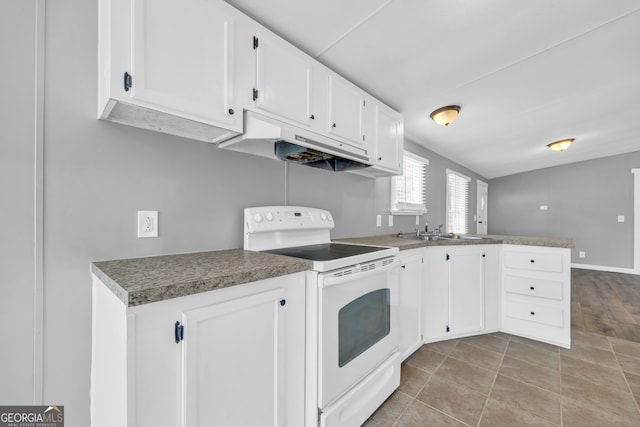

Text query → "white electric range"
[244,206,401,427]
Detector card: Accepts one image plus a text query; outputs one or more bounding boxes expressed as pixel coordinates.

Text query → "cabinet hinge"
[317,408,322,427]
[253,36,259,49]
[446,253,450,261]
[446,325,450,333]
[124,72,132,92]
[362,100,366,107]
[174,321,184,344]
[252,88,259,101]
[362,134,365,141]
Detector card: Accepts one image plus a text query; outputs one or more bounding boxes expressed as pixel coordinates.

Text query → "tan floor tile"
[460,333,509,354]
[562,396,640,427]
[490,375,561,425]
[361,419,380,427]
[367,390,412,426]
[570,329,612,351]
[395,400,467,427]
[609,337,640,356]
[625,371,640,396]
[416,375,486,426]
[422,339,458,355]
[398,364,430,397]
[432,357,496,395]
[561,354,629,391]
[489,331,512,340]
[479,398,559,427]
[612,322,640,342]
[449,341,503,371]
[560,341,619,369]
[405,346,447,373]
[506,340,559,370]
[617,353,640,376]
[499,356,560,393]
[510,335,561,354]
[561,373,640,421]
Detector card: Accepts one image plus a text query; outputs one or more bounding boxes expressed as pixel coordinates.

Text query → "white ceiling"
[226,0,640,178]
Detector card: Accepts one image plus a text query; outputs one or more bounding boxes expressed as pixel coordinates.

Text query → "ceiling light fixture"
[547,138,575,152]
[430,105,460,126]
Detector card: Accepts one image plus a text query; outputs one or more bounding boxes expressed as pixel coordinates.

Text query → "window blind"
[446,169,470,233]
[391,153,428,214]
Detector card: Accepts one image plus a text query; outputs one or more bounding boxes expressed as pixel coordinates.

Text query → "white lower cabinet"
[423,245,498,342]
[91,272,306,427]
[398,249,423,361]
[501,245,571,348]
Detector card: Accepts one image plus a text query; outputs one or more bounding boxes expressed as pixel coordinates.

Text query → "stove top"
[264,243,389,261]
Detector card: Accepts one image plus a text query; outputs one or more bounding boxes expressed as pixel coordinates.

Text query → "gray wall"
[2,0,486,424]
[489,151,640,268]
[0,0,38,404]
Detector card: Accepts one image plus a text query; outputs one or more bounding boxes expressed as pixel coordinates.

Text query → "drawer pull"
[530,286,535,290]
[530,311,535,316]
[530,259,535,263]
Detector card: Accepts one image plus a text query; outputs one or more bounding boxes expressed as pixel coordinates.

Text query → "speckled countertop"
[334,234,575,251]
[91,249,312,307]
[92,234,573,307]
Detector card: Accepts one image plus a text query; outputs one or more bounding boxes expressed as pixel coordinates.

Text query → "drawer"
[504,251,563,273]
[504,275,563,300]
[505,300,564,327]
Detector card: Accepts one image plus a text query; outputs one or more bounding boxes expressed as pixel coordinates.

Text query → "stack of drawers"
[501,245,571,348]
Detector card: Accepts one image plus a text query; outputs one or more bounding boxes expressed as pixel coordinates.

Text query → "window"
[390,152,429,215]
[446,169,470,233]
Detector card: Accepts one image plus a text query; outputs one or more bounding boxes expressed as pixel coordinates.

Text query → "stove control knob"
[253,213,263,223]
[320,212,327,221]
[265,212,274,221]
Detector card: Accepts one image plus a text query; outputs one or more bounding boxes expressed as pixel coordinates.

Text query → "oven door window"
[338,288,390,367]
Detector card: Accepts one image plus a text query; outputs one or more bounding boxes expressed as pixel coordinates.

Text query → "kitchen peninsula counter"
[91,249,312,307]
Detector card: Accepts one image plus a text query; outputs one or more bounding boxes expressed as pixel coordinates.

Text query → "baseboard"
[571,263,640,275]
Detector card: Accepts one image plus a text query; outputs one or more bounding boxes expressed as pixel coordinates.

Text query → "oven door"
[318,256,399,407]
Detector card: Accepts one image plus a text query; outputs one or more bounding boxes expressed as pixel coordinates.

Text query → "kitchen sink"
[396,233,452,241]
[397,233,491,241]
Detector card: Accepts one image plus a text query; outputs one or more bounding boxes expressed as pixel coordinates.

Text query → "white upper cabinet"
[253,31,314,127]
[98,0,242,142]
[327,74,365,146]
[374,103,403,173]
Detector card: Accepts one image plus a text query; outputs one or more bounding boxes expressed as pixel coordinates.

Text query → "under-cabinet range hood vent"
[218,111,370,172]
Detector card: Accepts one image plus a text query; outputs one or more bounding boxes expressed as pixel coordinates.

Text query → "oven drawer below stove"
[321,351,401,427]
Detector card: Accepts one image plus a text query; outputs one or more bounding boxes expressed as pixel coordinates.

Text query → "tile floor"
[364,331,640,426]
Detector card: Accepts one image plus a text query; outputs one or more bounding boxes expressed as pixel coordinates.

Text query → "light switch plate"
[539,205,549,211]
[579,251,586,258]
[376,214,382,227]
[618,215,625,223]
[388,215,393,227]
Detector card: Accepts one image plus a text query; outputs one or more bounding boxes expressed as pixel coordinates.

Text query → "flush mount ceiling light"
[547,138,575,152]
[430,105,460,126]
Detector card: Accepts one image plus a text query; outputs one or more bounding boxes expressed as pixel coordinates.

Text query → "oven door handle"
[320,257,398,288]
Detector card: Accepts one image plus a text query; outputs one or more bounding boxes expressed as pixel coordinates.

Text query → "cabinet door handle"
[124,72,132,92]
[530,259,535,263]
[401,265,406,269]
[309,114,315,120]
[280,299,286,306]
[332,123,336,128]
[530,311,535,316]
[228,108,234,115]
[530,286,535,290]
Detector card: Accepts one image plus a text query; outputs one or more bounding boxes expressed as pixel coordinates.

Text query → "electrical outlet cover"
[138,211,158,238]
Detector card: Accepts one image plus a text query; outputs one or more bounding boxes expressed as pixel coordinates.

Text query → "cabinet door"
[129,0,236,126]
[327,75,364,145]
[449,249,485,335]
[422,247,450,341]
[375,104,402,171]
[399,250,423,360]
[254,32,314,127]
[181,288,286,427]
